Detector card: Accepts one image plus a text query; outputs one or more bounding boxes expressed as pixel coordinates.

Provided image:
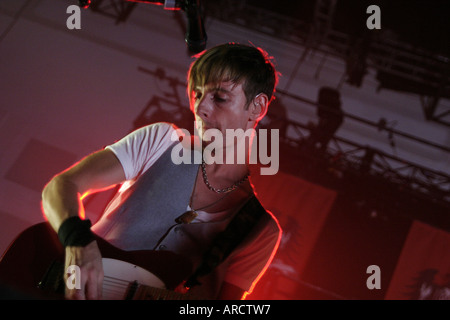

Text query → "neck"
[201,157,251,198]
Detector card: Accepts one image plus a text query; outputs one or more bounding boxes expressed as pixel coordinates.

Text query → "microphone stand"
[81,0,207,53]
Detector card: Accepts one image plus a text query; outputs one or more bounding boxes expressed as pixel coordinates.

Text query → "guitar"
[0,222,194,300]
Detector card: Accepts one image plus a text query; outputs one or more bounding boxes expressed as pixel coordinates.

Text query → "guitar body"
[101,258,166,299]
[0,222,193,299]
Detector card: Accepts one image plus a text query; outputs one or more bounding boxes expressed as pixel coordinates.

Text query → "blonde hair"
[188,43,279,108]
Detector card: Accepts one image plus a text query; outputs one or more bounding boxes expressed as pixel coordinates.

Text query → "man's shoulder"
[129,122,181,148]
[247,195,282,236]
[262,208,282,236]
[138,121,178,136]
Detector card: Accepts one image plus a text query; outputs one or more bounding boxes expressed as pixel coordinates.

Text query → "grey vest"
[92,142,240,272]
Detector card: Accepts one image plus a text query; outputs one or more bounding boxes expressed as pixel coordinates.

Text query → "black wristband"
[57,216,96,247]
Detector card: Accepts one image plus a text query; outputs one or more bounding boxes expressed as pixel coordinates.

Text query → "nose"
[195,93,212,121]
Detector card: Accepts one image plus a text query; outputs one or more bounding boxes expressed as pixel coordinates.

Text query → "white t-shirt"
[103,122,281,295]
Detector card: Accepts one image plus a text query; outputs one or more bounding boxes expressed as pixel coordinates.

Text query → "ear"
[249,93,269,122]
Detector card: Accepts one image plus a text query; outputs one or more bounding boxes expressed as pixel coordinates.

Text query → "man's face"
[191,81,254,144]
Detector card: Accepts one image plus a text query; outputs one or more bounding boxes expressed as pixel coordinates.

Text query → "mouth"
[194,119,221,140]
[198,121,214,133]
[203,125,214,133]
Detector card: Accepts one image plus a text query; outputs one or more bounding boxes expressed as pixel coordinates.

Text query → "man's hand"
[64,240,103,300]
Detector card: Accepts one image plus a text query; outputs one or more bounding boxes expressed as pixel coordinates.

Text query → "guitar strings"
[102,275,137,299]
[102,275,169,300]
[100,275,186,300]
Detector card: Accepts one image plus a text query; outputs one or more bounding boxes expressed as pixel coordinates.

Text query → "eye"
[193,91,202,101]
[213,94,226,103]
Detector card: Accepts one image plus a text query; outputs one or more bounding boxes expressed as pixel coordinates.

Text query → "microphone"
[123,0,208,53]
[183,0,207,53]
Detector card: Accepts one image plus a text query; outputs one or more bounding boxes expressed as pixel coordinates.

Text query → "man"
[41,43,282,300]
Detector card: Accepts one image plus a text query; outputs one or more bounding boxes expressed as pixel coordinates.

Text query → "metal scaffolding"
[204,0,450,126]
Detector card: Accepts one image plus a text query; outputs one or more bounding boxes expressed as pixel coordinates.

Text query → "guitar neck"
[132,283,191,300]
